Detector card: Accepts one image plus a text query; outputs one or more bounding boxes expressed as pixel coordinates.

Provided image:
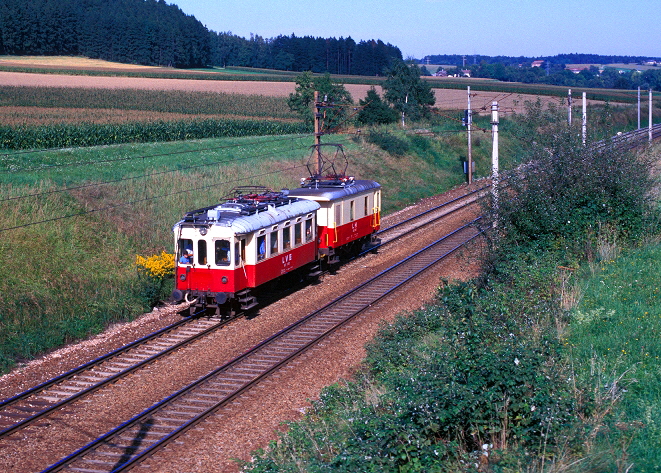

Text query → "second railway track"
[41,218,482,473]
[0,185,485,472]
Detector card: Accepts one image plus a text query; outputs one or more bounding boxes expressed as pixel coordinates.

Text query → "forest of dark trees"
[0,0,402,74]
[1,0,659,88]
[0,0,210,68]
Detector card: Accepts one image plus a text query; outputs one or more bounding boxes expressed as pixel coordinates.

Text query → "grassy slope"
[0,126,479,373]
[566,242,661,469]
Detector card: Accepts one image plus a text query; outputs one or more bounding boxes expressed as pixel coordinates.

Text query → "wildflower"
[514,358,520,366]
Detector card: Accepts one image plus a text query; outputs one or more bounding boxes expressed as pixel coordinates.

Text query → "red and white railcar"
[172,188,321,317]
[171,145,382,317]
[288,175,381,264]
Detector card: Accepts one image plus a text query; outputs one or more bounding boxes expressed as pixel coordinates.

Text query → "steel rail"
[2,185,484,446]
[0,316,229,439]
[376,184,489,245]
[40,218,483,473]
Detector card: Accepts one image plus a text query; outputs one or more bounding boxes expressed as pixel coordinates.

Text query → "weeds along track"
[40,218,483,473]
[1,186,485,471]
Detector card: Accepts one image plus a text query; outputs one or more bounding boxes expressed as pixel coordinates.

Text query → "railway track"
[0,316,228,440]
[41,218,482,473]
[0,186,484,471]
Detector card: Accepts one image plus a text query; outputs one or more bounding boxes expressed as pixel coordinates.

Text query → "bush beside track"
[241,108,661,472]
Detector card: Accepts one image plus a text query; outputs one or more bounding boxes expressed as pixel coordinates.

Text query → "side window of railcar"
[215,240,230,266]
[269,231,279,256]
[305,219,313,242]
[335,204,341,227]
[294,223,302,245]
[283,225,291,250]
[364,196,369,217]
[178,238,193,264]
[350,200,355,221]
[197,240,208,265]
[257,235,266,261]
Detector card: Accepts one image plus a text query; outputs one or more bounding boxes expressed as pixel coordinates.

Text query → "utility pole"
[582,92,587,145]
[491,101,499,225]
[467,86,473,184]
[638,86,641,129]
[650,89,653,142]
[313,91,323,176]
[568,89,572,126]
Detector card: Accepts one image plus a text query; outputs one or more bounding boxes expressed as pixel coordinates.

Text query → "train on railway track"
[171,144,382,317]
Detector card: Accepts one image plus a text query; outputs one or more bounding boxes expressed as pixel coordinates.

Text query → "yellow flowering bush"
[135,251,175,280]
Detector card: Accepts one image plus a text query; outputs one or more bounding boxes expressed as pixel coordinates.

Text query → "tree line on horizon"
[424,54,661,91]
[0,0,402,75]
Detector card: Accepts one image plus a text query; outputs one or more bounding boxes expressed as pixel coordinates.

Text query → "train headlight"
[221,276,228,284]
[179,274,186,281]
[199,227,208,236]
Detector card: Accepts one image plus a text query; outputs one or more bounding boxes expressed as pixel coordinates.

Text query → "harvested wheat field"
[0,56,572,113]
[0,70,570,115]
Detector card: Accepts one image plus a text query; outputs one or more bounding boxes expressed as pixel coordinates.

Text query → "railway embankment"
[242,125,661,471]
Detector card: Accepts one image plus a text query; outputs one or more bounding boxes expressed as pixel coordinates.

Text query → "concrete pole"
[467,86,473,184]
[638,86,641,130]
[582,92,587,145]
[568,89,572,126]
[491,101,499,224]
[650,89,653,142]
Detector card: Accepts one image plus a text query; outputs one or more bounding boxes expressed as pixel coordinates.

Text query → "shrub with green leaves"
[486,101,657,263]
[365,131,410,156]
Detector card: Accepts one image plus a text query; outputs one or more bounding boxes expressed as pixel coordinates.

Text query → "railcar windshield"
[305,219,313,241]
[178,238,194,264]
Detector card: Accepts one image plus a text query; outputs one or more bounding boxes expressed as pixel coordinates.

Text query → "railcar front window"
[215,240,230,266]
[283,227,291,250]
[294,223,302,245]
[305,219,313,242]
[257,235,266,261]
[178,238,193,264]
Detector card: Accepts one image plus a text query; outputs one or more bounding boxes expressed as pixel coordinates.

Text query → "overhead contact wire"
[0,164,309,234]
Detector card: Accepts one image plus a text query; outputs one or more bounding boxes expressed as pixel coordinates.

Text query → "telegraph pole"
[568,89,572,126]
[313,91,327,176]
[638,86,641,130]
[650,89,653,142]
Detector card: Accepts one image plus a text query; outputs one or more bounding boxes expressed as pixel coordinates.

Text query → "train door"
[235,238,246,267]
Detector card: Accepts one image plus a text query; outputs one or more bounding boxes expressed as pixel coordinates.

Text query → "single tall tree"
[287,72,353,130]
[383,60,435,126]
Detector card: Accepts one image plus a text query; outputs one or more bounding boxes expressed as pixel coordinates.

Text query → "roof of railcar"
[287,179,381,202]
[174,197,320,235]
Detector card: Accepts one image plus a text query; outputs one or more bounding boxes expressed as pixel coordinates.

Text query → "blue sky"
[171,0,661,59]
